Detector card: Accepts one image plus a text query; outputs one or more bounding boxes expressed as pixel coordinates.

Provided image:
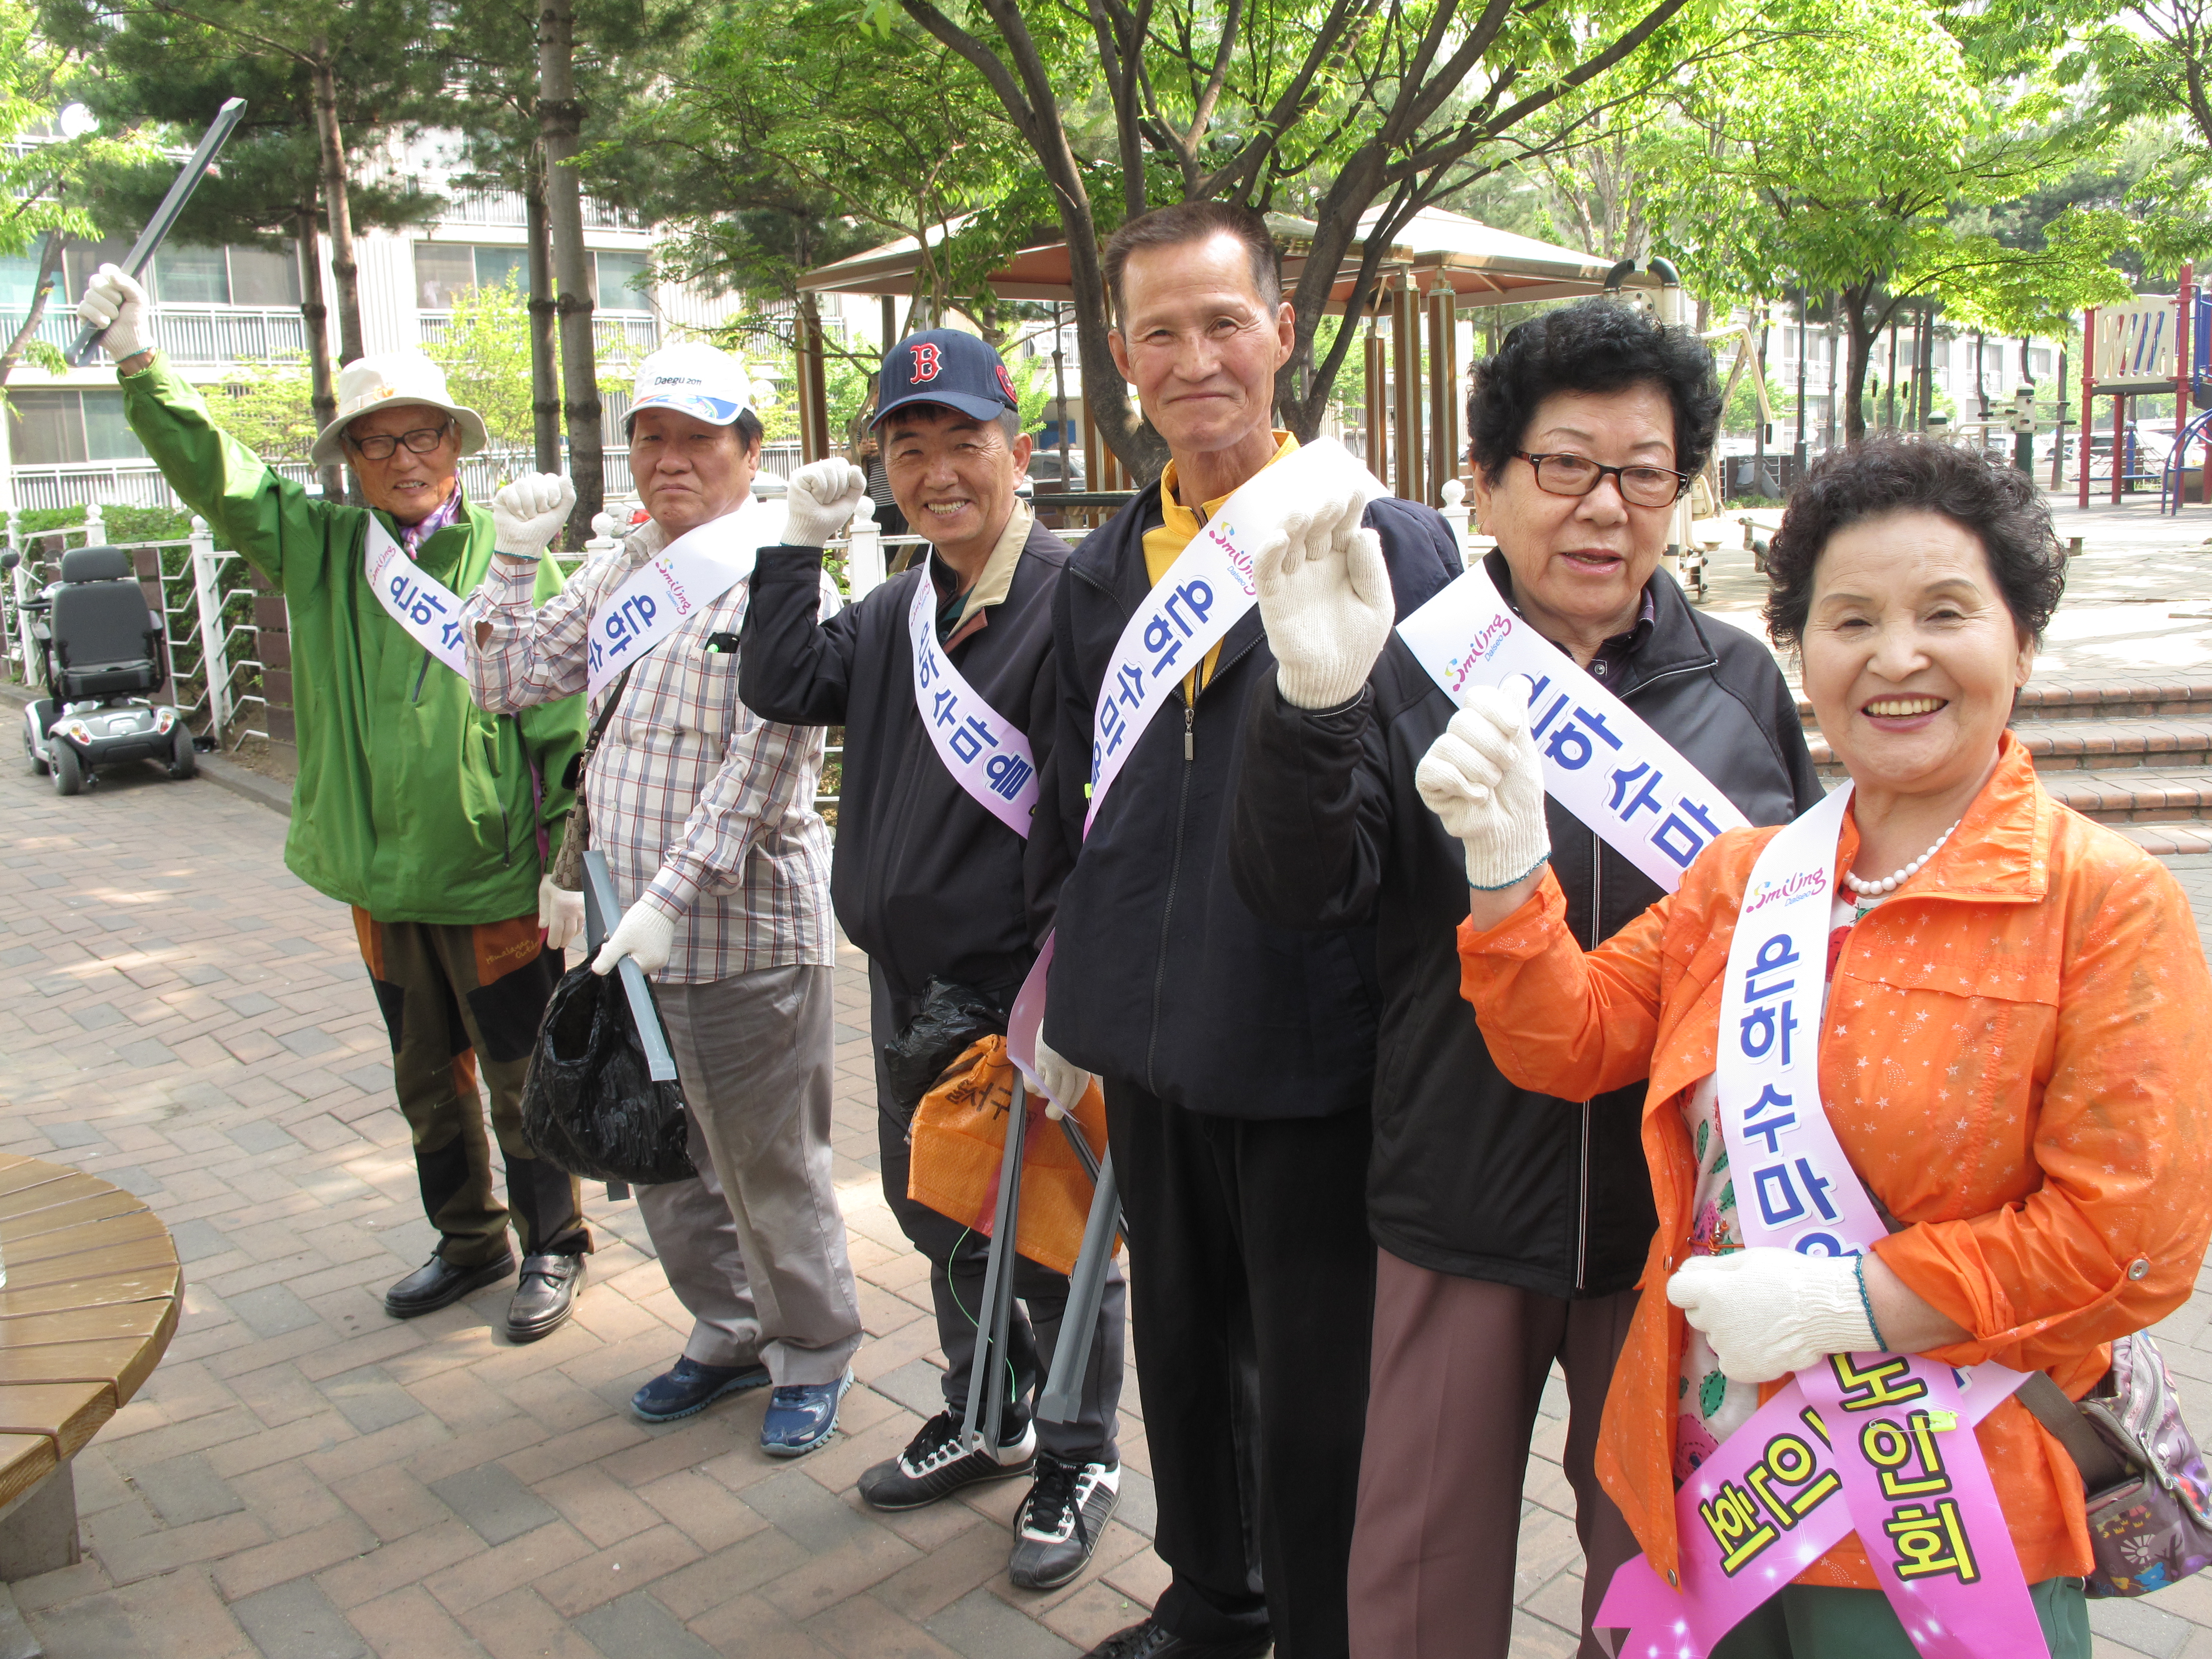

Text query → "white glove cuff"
[1465,815,1551,891]
[1786,1255,1883,1360]
[1276,655,1374,713]
[781,501,851,549]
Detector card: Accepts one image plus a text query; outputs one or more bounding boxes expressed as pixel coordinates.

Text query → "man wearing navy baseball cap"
[740,329,1129,1592]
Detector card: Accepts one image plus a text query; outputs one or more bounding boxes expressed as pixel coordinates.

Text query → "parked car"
[1025,446,1087,491]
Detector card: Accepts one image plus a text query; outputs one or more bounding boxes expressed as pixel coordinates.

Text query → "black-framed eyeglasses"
[1516,449,1689,508]
[348,422,452,461]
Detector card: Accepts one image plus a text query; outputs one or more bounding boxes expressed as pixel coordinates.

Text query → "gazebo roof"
[797,205,1651,312]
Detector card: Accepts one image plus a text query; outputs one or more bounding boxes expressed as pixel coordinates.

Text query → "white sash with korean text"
[908,562,1039,838]
[1083,436,1381,831]
[1396,563,1750,890]
[364,515,470,678]
[586,496,786,699]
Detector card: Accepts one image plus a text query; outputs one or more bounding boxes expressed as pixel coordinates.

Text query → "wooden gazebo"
[792,206,1659,506]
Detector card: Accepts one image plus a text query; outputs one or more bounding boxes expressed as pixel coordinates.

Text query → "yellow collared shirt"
[1142,430,1299,703]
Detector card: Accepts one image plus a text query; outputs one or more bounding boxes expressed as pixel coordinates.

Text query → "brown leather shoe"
[505,1253,584,1342]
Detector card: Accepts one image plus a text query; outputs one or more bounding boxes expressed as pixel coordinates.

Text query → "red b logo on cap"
[910,343,943,382]
[996,365,1018,401]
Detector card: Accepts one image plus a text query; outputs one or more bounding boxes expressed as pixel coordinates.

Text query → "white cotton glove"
[1667,1248,1880,1385]
[76,263,151,362]
[492,473,576,560]
[537,875,585,953]
[783,459,868,547]
[1031,1029,1094,1124]
[1255,490,1395,710]
[591,899,676,977]
[1414,679,1552,890]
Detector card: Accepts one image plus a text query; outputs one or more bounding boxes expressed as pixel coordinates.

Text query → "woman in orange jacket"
[1429,439,2212,1657]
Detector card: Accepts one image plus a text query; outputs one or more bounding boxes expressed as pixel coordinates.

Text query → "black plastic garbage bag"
[880,978,1005,1131]
[520,962,696,1185]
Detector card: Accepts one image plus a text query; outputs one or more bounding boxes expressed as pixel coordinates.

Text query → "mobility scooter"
[3,544,197,795]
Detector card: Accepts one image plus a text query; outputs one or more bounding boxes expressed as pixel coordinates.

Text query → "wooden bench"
[0,1154,182,1653]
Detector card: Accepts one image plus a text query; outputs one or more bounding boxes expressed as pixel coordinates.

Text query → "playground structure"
[2078,264,2210,514]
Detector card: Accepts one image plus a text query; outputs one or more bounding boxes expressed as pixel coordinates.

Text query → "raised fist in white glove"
[592,899,676,976]
[783,459,867,548]
[1030,1028,1094,1123]
[1667,1248,1880,1384]
[492,473,576,560]
[76,263,151,363]
[1255,488,1394,710]
[1415,678,1551,890]
[538,875,585,953]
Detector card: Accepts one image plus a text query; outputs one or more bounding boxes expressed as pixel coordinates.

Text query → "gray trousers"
[634,962,863,1386]
[872,962,1126,1464]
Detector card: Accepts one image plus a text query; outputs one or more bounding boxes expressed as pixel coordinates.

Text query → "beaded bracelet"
[1854,1256,1888,1353]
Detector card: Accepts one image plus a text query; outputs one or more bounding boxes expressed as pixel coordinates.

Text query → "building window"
[596,250,651,313]
[416,242,537,307]
[50,239,300,308]
[8,389,147,464]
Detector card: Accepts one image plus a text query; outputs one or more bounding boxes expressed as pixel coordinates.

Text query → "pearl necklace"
[1842,820,1960,897]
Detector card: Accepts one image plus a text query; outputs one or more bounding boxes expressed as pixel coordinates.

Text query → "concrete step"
[1809,718,2212,776]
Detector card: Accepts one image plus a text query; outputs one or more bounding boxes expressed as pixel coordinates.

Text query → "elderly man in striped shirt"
[461,342,864,1458]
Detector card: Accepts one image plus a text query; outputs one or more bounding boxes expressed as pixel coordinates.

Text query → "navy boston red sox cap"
[872,328,1021,429]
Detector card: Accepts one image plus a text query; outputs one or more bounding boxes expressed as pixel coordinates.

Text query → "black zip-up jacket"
[1042,481,1462,1118]
[1228,550,1823,1296]
[738,519,1075,1005]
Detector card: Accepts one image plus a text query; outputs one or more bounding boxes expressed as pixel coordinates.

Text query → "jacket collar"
[1479,549,1720,694]
[1837,729,2050,905]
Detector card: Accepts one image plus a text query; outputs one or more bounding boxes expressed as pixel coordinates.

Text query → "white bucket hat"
[625,341,754,431]
[311,352,490,470]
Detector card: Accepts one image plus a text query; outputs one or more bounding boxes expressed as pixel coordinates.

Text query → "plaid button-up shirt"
[462,511,838,984]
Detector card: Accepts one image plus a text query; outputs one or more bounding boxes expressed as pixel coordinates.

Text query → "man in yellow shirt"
[1035,202,1462,1659]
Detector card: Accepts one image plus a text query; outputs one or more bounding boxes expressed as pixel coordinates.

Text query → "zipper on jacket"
[1144,694,1199,1093]
[411,651,432,704]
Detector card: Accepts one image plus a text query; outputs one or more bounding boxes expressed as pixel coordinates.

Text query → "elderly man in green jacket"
[77,264,593,1342]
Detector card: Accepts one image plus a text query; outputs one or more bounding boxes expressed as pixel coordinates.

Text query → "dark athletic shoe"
[504,1253,584,1342]
[760,1369,851,1457]
[857,1409,1037,1511]
[1082,1621,1272,1658]
[1009,1454,1120,1589]
[384,1250,514,1318]
[630,1356,772,1424]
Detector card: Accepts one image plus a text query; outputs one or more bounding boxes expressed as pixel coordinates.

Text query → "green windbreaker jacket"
[121,354,587,924]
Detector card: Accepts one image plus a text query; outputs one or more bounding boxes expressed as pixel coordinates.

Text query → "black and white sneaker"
[1009,1454,1120,1589]
[857,1409,1037,1511]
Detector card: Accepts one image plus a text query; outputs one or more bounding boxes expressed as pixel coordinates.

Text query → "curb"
[1,678,292,817]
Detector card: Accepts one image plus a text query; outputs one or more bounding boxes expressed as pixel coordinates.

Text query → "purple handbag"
[2061,1332,2212,1597]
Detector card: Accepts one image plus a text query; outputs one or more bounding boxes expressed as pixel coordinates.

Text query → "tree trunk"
[0,231,67,390]
[1840,284,1877,444]
[539,0,603,544]
[525,144,563,477]
[296,207,344,501]
[308,47,366,368]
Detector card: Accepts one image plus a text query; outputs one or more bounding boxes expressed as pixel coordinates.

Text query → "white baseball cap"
[311,352,488,469]
[626,342,754,431]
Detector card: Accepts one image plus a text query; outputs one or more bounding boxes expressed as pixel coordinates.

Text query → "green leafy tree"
[423,274,537,450]
[1645,0,2131,441]
[876,0,1718,474]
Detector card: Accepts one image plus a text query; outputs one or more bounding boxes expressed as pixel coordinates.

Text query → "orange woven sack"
[907,1034,1115,1276]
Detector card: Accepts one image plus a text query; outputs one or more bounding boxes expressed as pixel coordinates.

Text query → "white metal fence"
[0,304,310,367]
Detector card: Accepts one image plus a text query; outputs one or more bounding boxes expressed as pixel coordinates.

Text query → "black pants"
[872,964,1125,1464]
[1105,1080,1376,1659]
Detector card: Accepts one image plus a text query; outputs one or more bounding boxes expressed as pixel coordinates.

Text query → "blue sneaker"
[760,1369,851,1457]
[630,1356,771,1424]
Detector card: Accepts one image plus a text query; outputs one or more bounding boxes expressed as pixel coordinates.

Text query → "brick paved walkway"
[7,745,2212,1657]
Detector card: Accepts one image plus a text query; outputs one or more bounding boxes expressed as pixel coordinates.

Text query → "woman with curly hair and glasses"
[1229,298,1823,1659]
[1437,437,2212,1657]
